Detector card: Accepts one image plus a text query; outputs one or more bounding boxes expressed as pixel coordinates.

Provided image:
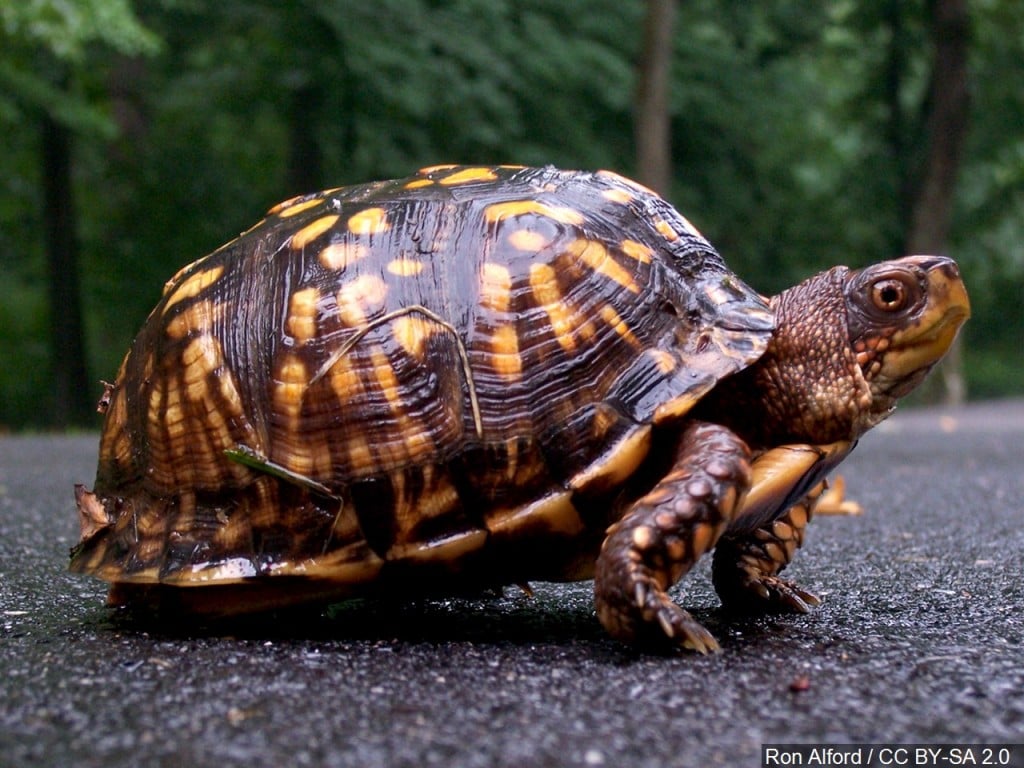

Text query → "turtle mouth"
[874,257,970,393]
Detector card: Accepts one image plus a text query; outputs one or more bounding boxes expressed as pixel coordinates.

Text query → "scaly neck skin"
[696,267,879,450]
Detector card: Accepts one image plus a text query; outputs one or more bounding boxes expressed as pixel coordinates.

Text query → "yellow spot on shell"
[163,256,209,295]
[163,265,225,314]
[529,262,561,306]
[337,274,388,326]
[348,207,390,235]
[596,170,657,197]
[530,263,585,353]
[182,334,223,402]
[655,219,679,241]
[566,239,640,294]
[165,299,223,339]
[647,349,677,375]
[326,349,361,402]
[439,167,498,186]
[418,164,459,175]
[491,325,522,379]
[147,381,163,428]
[346,434,374,471]
[480,263,512,312]
[569,424,652,494]
[216,366,245,420]
[286,287,320,344]
[387,258,425,277]
[621,239,653,264]
[370,348,402,407]
[274,354,308,421]
[267,194,303,215]
[276,198,322,218]
[162,383,185,442]
[507,229,550,252]
[485,490,584,540]
[602,188,634,205]
[653,391,701,424]
[393,315,434,359]
[600,305,640,347]
[181,334,222,374]
[484,200,585,226]
[404,178,434,190]
[318,241,369,270]
[291,215,340,250]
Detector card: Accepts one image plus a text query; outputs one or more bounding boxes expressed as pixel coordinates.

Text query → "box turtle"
[70,165,970,652]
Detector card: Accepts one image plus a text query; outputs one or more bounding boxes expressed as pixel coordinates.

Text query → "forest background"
[1,0,1020,429]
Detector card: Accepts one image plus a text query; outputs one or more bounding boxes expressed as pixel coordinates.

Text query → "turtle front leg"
[594,421,751,653]
[711,489,821,614]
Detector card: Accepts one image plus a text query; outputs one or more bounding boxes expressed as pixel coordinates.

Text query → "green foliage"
[1,0,160,61]
[0,0,1021,428]
[0,0,160,134]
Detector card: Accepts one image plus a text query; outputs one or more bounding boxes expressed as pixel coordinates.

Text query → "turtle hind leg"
[711,487,822,614]
[594,421,752,654]
[814,475,864,516]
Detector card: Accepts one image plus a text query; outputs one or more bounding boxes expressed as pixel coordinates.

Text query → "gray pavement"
[1,400,1023,767]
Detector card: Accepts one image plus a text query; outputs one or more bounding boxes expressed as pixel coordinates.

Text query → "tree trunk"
[634,0,676,196]
[41,111,92,427]
[904,0,971,404]
[286,83,324,195]
[883,0,912,240]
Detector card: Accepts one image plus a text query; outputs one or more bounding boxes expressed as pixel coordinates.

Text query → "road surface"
[1,400,1022,767]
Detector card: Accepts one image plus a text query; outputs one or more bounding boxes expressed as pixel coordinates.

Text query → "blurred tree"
[40,98,91,427]
[635,0,677,194]
[847,0,971,403]
[0,0,1021,428]
[953,0,1024,399]
[904,0,970,403]
[0,0,158,427]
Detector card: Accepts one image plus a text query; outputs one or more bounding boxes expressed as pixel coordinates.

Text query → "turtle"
[70,165,970,652]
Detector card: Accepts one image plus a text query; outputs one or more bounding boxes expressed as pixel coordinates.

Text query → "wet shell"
[70,165,774,613]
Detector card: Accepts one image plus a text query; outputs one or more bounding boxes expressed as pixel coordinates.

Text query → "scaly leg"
[711,483,824,613]
[594,421,752,653]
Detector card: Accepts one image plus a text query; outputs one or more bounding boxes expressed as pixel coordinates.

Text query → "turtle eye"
[872,278,906,311]
[870,276,916,313]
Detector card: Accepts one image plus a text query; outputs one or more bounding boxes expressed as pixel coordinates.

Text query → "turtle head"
[765,254,970,440]
[701,255,969,446]
[844,255,970,407]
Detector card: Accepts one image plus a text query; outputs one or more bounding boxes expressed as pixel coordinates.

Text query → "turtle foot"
[596,573,721,654]
[594,421,751,653]
[814,475,864,516]
[719,572,821,614]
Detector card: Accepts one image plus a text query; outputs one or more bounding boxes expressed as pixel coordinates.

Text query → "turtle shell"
[70,165,774,610]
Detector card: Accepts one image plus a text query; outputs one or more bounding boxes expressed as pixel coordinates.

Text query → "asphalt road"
[2,401,1023,768]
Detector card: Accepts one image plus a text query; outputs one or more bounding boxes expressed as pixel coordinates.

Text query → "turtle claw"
[662,609,721,655]
[599,574,722,653]
[716,569,820,615]
[652,593,721,654]
[752,575,821,614]
[712,497,821,615]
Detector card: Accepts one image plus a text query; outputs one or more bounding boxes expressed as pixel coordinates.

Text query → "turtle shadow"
[88,585,797,657]
[90,585,612,648]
